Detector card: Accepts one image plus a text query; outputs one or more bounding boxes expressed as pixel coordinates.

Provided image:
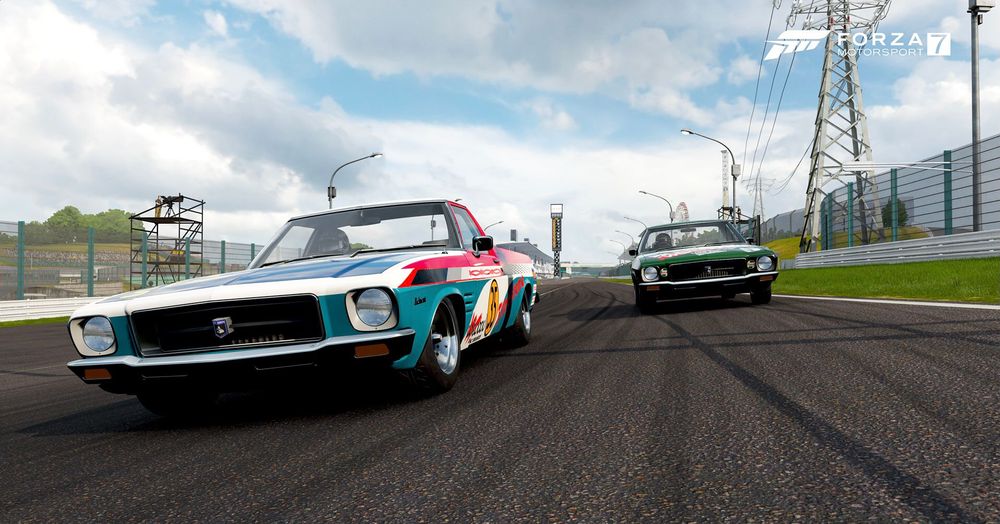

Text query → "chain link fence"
[0,219,261,300]
[760,132,1000,250]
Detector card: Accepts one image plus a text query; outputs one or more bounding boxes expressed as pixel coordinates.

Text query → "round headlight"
[756,256,774,271]
[356,289,393,327]
[82,317,115,352]
[642,266,659,282]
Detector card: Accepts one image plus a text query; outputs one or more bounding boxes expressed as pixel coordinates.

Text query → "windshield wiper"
[350,244,448,258]
[259,253,343,267]
[702,241,743,246]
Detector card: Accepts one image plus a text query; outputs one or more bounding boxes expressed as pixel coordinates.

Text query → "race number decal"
[484,279,500,334]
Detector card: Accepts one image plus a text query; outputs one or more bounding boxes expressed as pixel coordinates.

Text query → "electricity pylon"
[791,0,891,252]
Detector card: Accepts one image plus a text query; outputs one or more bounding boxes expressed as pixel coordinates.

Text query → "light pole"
[614,230,635,246]
[608,238,628,257]
[483,220,504,232]
[623,216,647,229]
[328,152,383,208]
[682,128,741,222]
[638,190,675,222]
[969,0,993,231]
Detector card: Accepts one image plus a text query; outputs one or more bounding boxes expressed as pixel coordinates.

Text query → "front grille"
[668,259,746,282]
[131,295,324,356]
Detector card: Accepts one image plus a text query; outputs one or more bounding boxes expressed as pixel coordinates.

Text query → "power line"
[774,136,814,194]
[741,2,779,169]
[749,51,797,191]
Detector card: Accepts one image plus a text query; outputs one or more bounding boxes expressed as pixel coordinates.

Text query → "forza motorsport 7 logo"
[484,279,500,334]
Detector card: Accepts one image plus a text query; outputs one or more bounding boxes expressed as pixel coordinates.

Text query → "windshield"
[250,202,459,267]
[639,223,744,253]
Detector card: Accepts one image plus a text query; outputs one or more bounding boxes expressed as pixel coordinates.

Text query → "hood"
[634,244,775,268]
[99,251,431,303]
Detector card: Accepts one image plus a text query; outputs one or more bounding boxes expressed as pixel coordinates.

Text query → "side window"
[452,207,481,250]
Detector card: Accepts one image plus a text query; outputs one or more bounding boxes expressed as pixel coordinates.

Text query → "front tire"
[750,284,772,305]
[634,286,656,314]
[402,299,461,393]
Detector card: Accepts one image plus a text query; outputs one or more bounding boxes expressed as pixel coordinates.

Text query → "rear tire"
[750,284,772,305]
[402,299,461,393]
[502,293,532,348]
[137,389,218,417]
[635,286,656,314]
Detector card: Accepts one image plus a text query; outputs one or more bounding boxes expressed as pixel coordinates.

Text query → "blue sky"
[2,0,998,262]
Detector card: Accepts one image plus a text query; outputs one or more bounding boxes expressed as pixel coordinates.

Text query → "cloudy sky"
[2,0,998,263]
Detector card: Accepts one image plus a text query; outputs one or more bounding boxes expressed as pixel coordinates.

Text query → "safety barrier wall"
[792,229,1000,268]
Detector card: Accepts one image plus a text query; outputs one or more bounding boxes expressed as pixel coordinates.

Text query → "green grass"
[765,237,802,261]
[773,258,999,304]
[765,227,929,261]
[0,316,69,328]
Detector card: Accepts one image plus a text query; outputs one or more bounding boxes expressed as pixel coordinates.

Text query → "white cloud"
[524,99,576,131]
[727,55,762,85]
[0,2,375,242]
[224,0,768,122]
[71,0,155,27]
[203,10,229,38]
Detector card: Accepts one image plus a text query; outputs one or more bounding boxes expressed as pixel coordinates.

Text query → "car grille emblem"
[212,317,234,339]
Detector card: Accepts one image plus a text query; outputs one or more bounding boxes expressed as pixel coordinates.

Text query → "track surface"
[3,279,1000,521]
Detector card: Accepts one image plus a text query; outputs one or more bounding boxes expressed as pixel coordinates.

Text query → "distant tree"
[45,206,85,242]
[24,221,55,244]
[881,198,909,228]
[89,209,131,242]
[23,207,133,244]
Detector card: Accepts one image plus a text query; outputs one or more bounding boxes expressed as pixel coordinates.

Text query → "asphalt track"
[3,278,1000,522]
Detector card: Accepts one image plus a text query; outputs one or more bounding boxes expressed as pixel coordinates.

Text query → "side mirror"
[628,249,637,256]
[747,238,756,245]
[472,235,494,256]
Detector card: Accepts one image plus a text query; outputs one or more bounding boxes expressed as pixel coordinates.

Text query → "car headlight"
[82,317,115,353]
[756,256,774,271]
[642,266,659,282]
[356,289,393,327]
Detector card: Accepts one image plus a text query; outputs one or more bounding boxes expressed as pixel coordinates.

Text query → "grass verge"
[773,258,999,304]
[0,316,70,329]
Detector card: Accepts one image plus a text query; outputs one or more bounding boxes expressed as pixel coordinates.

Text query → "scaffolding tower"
[130,195,204,290]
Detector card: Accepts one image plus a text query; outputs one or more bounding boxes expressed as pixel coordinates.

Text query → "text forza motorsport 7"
[66,200,537,415]
[630,220,778,313]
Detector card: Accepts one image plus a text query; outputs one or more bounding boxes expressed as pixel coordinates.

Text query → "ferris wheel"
[674,202,690,222]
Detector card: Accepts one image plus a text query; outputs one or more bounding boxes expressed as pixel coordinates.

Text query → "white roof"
[289,198,451,221]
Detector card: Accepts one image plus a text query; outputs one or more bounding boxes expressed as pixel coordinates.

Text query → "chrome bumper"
[67,329,417,370]
[637,272,778,286]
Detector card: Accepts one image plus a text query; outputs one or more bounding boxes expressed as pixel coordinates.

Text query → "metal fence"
[760,132,1000,249]
[0,219,261,300]
[793,229,1000,268]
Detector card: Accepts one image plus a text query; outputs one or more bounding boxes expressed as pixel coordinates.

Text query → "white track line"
[775,294,1000,311]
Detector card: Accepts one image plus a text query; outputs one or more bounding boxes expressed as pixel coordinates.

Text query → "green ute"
[628,220,778,313]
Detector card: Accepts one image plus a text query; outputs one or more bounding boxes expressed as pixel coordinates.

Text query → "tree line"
[22,206,132,244]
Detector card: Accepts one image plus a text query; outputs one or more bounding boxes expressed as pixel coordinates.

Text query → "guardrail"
[0,297,98,322]
[793,229,1000,268]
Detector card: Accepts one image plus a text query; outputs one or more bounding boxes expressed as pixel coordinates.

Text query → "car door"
[450,205,507,344]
